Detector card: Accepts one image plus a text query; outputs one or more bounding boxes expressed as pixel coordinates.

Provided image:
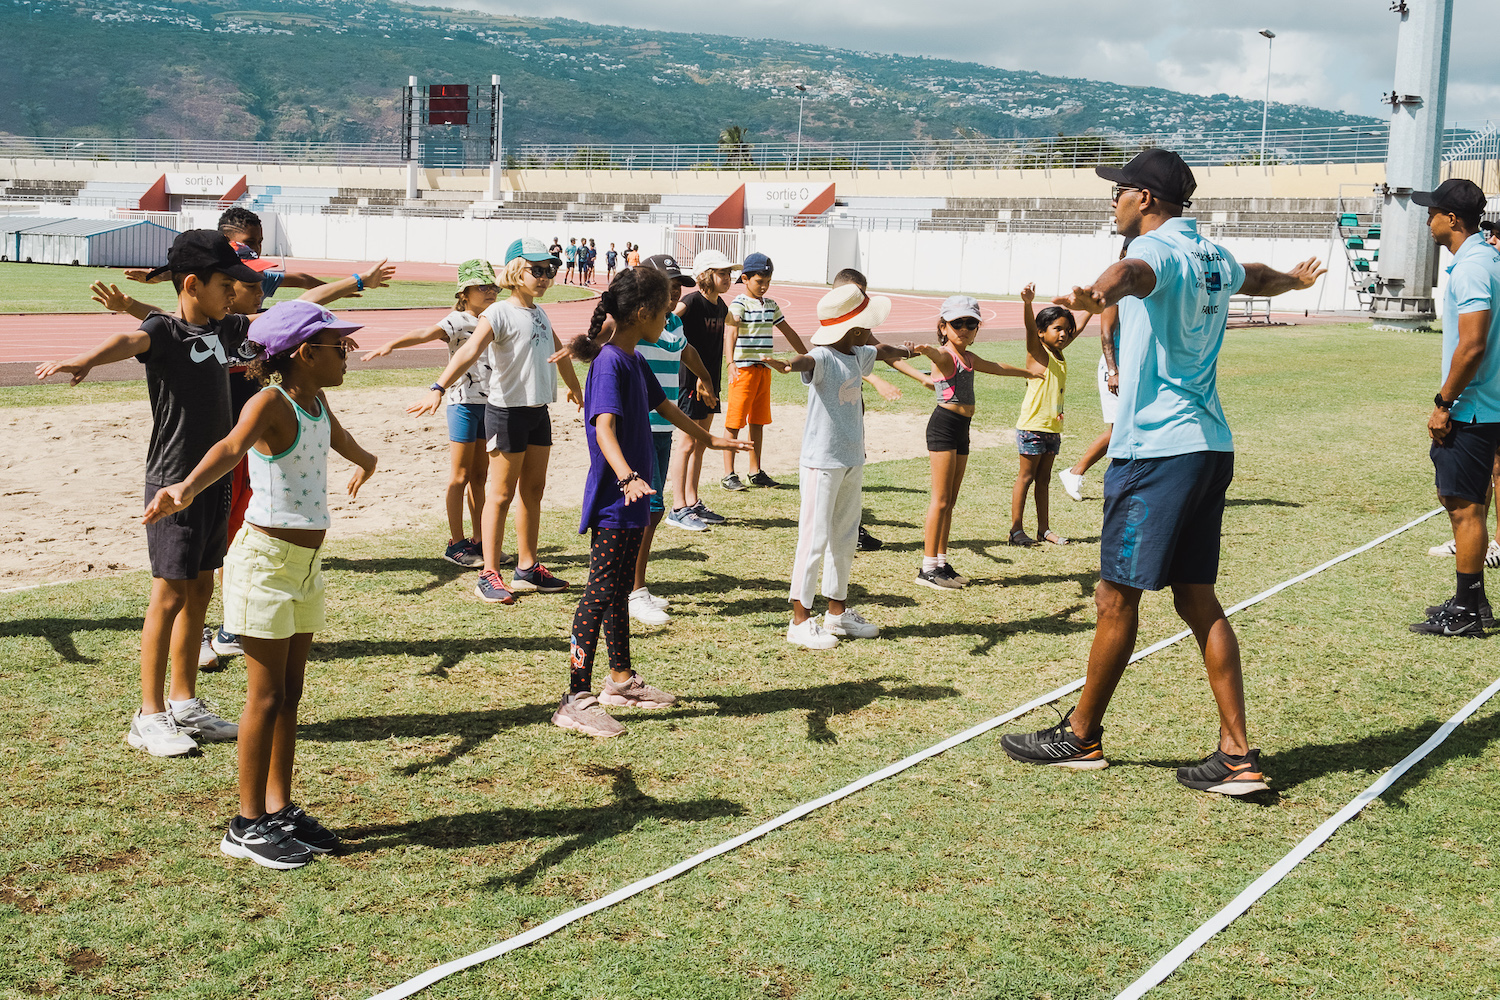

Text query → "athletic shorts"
[1431,420,1500,504]
[222,525,325,640]
[648,432,673,515]
[485,404,552,454]
[725,364,773,430]
[446,401,486,444]
[1099,450,1234,592]
[144,478,230,580]
[925,406,972,455]
[1016,429,1061,456]
[1097,355,1119,425]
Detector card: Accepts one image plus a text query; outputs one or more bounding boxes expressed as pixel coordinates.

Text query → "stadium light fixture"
[1259,29,1276,165]
[796,84,808,171]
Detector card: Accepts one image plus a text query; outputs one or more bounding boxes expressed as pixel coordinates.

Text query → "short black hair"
[170,267,223,294]
[217,206,262,234]
[832,267,867,290]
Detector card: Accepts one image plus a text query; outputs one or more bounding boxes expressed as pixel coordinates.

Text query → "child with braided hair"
[549,267,750,738]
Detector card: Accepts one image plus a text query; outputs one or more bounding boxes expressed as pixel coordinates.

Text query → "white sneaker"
[1428,538,1457,557]
[824,608,879,639]
[638,588,669,610]
[1488,540,1500,569]
[126,711,197,757]
[628,590,670,625]
[170,697,239,741]
[786,617,839,650]
[1058,467,1085,502]
[197,627,219,668]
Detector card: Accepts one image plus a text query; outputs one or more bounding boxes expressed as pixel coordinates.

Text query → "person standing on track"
[1000,148,1326,796]
[1409,179,1500,637]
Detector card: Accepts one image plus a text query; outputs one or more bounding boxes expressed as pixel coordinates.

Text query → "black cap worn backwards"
[145,229,264,282]
[1096,147,1197,208]
[1412,178,1489,223]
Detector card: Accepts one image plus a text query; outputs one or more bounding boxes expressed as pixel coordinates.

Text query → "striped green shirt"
[635,313,686,432]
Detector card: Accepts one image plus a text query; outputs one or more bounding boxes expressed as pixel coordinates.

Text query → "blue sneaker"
[210,628,243,657]
[691,501,727,525]
[444,539,483,568]
[475,569,515,604]
[512,563,569,593]
[665,507,709,532]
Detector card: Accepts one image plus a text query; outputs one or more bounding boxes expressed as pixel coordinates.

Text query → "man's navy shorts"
[1431,420,1500,504]
[1099,450,1235,591]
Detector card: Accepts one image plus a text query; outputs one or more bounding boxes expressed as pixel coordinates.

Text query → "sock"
[922,556,940,572]
[935,553,948,567]
[1455,571,1485,612]
[167,697,196,713]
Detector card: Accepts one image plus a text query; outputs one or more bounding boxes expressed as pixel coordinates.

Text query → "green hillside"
[2,0,1378,148]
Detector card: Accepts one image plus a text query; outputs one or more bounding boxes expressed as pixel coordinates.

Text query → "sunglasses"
[303,342,350,358]
[528,263,559,279]
[1111,184,1143,204]
[945,317,980,330]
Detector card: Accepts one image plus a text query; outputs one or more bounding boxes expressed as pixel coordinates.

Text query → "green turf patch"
[2,323,1496,999]
[0,261,595,314]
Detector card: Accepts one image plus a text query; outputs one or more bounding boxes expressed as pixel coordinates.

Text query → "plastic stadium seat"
[1353,258,1371,272]
[1366,226,1380,239]
[1345,237,1365,249]
[1339,213,1360,228]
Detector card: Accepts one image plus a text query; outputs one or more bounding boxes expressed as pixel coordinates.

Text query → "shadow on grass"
[730,516,800,530]
[1,615,144,663]
[339,763,748,885]
[1225,498,1304,508]
[321,556,468,596]
[882,604,1093,655]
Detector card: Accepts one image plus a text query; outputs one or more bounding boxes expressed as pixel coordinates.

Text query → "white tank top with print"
[245,385,332,531]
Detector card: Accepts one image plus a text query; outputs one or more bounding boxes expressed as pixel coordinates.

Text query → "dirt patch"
[61,849,142,874]
[63,949,103,977]
[0,887,41,913]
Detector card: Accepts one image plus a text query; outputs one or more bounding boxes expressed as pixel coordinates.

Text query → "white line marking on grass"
[366,507,1444,1000]
[1114,670,1500,1000]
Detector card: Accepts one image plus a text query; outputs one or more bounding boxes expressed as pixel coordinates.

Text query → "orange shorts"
[725,364,773,430]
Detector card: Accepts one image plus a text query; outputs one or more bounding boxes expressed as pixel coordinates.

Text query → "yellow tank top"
[1016,350,1066,433]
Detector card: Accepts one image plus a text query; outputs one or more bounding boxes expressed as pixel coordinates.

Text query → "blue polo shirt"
[1109,217,1246,460]
[1442,233,1500,424]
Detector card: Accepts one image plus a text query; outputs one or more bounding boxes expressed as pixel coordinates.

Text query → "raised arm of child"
[321,391,378,498]
[773,317,809,355]
[142,387,290,522]
[551,333,585,409]
[409,319,494,416]
[279,271,326,291]
[761,354,814,374]
[681,344,720,409]
[655,399,753,453]
[122,268,166,285]
[1020,283,1049,375]
[90,281,163,322]
[909,342,959,381]
[35,329,152,386]
[300,260,395,307]
[361,322,448,362]
[864,372,902,401]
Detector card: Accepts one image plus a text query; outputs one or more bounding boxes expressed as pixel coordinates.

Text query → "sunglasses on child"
[528,263,559,279]
[945,317,980,330]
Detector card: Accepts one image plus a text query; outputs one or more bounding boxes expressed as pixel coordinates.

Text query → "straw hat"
[811,284,892,346]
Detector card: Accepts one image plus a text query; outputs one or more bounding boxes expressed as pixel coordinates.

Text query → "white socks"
[922,555,945,572]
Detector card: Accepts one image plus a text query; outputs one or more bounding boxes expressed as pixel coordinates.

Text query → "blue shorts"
[1017,429,1061,455]
[1099,450,1234,591]
[648,432,673,515]
[446,402,486,443]
[1431,420,1500,504]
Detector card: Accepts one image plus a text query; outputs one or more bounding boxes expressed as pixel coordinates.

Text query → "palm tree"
[718,125,753,168]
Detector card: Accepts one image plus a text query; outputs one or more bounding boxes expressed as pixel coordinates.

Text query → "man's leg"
[1171,583,1247,756]
[1068,579,1142,738]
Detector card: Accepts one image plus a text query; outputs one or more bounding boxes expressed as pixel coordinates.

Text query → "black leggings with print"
[569,527,643,694]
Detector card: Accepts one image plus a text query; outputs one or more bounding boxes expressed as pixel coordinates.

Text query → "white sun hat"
[811,284,892,346]
[691,248,736,274]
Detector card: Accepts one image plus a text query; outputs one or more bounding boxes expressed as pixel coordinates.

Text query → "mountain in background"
[2,0,1379,149]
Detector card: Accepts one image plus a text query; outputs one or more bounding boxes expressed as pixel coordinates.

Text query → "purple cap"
[247,300,362,359]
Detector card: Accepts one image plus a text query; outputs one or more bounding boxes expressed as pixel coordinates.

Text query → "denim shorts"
[446,402,486,444]
[1016,429,1061,456]
[648,432,673,514]
[1099,450,1234,591]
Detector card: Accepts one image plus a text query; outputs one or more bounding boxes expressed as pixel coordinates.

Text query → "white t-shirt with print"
[480,299,558,408]
[441,310,492,406]
[799,344,876,469]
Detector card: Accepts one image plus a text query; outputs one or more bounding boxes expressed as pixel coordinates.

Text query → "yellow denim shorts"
[222,526,325,640]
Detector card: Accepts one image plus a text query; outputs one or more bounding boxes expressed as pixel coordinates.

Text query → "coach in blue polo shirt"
[1410,178,1500,637]
[1001,148,1326,796]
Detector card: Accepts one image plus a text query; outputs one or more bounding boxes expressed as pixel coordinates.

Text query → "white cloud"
[443,0,1500,122]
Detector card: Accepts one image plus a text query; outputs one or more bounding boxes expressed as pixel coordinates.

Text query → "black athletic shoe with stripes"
[1423,598,1494,629]
[269,803,340,854]
[1001,707,1107,770]
[1409,605,1487,637]
[220,814,316,870]
[1176,747,1270,796]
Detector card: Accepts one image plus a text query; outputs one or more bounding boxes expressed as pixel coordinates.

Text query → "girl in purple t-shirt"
[549,267,749,738]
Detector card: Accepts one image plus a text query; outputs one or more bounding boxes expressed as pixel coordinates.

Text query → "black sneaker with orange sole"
[1176,747,1270,795]
[1000,708,1107,770]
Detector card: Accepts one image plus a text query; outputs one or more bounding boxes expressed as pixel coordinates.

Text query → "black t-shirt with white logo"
[135,312,252,484]
[676,292,728,394]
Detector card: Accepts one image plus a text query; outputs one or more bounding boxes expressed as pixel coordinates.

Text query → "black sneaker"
[747,470,780,488]
[938,564,969,586]
[1424,597,1495,629]
[915,566,963,590]
[1000,708,1107,770]
[856,526,883,551]
[1176,748,1270,795]
[512,563,570,593]
[1409,605,1487,637]
[691,501,727,525]
[220,814,316,870]
[268,803,340,854]
[721,473,748,492]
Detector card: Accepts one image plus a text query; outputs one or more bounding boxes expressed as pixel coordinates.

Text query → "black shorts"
[1099,450,1234,591]
[144,478,230,580]
[485,404,552,454]
[1431,420,1500,504]
[925,406,972,455]
[678,379,722,420]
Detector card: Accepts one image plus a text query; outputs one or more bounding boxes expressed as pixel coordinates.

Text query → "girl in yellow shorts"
[144,300,378,870]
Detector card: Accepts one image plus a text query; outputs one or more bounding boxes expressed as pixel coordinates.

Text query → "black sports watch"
[1434,393,1455,411]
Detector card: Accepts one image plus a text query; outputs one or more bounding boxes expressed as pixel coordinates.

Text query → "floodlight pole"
[1371,0,1453,329]
[488,74,504,202]
[1259,30,1275,165]
[796,84,807,171]
[406,75,420,201]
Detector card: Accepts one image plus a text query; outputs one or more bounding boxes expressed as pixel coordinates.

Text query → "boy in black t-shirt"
[36,231,265,759]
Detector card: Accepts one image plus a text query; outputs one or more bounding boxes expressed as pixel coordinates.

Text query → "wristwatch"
[430,382,445,393]
[1434,393,1454,411]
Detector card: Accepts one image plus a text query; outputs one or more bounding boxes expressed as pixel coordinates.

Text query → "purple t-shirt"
[580,344,666,531]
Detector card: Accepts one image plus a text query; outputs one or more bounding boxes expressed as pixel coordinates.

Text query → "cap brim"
[239,257,279,274]
[674,275,697,286]
[1410,191,1439,208]
[519,252,560,263]
[222,261,266,283]
[1095,165,1130,184]
[323,317,364,335]
[810,295,892,345]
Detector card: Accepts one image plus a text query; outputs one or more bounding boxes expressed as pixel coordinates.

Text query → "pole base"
[1369,294,1436,331]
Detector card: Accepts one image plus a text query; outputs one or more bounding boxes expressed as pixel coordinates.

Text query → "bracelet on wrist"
[354,273,365,292]
[616,471,640,489]
[430,382,445,394]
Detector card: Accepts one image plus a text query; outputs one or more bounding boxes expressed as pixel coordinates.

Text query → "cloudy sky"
[444,0,1499,122]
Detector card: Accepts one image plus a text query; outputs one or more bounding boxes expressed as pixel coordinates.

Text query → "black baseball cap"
[1480,220,1500,235]
[642,253,696,286]
[1096,148,1197,208]
[1413,178,1489,222]
[146,229,267,282]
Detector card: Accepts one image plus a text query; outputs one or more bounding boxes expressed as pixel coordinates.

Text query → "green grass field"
[2,324,1497,1000]
[0,262,595,314]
